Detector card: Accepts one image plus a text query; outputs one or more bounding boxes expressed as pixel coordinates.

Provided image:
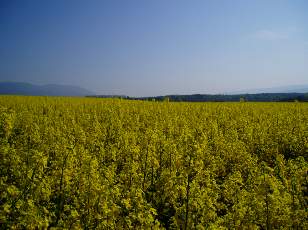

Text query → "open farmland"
[0,96,307,229]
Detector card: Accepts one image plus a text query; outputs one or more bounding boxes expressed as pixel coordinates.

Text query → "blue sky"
[1,0,307,96]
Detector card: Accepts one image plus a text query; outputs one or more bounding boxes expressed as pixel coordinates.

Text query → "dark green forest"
[137,93,308,102]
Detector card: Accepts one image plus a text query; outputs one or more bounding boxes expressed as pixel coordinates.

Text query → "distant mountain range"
[1,82,307,101]
[0,82,94,96]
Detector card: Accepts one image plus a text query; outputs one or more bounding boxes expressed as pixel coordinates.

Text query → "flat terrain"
[0,96,307,229]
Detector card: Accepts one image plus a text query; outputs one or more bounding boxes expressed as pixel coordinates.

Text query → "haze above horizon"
[1,0,308,97]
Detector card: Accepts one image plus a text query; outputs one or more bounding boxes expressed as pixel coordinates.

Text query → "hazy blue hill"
[0,82,94,96]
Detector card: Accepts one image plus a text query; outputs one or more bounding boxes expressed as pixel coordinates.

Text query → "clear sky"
[1,0,307,96]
